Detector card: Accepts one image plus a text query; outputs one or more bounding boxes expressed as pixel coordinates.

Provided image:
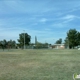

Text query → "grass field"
[0,49,80,80]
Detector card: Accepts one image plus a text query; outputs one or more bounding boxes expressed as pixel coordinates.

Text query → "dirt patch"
[18,61,42,68]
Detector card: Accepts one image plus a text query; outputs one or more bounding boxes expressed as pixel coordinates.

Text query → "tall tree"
[17,33,31,48]
[66,29,78,49]
[55,38,62,44]
[77,32,80,45]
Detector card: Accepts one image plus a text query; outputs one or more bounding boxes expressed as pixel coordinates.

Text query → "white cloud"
[51,14,76,28]
[52,22,67,28]
[39,18,47,23]
[61,15,80,23]
[62,15,76,20]
[63,19,73,23]
[1,0,54,14]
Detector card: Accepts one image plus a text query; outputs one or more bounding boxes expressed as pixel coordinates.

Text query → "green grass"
[0,49,80,80]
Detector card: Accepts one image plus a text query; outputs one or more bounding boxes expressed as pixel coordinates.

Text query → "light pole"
[23,30,25,49]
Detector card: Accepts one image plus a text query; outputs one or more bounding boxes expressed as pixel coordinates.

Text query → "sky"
[0,0,80,44]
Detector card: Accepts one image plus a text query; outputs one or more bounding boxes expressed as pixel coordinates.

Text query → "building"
[52,44,65,49]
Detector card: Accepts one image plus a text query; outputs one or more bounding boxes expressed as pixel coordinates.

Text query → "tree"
[34,42,49,49]
[77,32,80,45]
[7,40,16,49]
[0,39,7,50]
[55,38,62,44]
[0,39,16,50]
[17,33,31,48]
[2,39,7,48]
[65,29,78,49]
[64,37,69,49]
